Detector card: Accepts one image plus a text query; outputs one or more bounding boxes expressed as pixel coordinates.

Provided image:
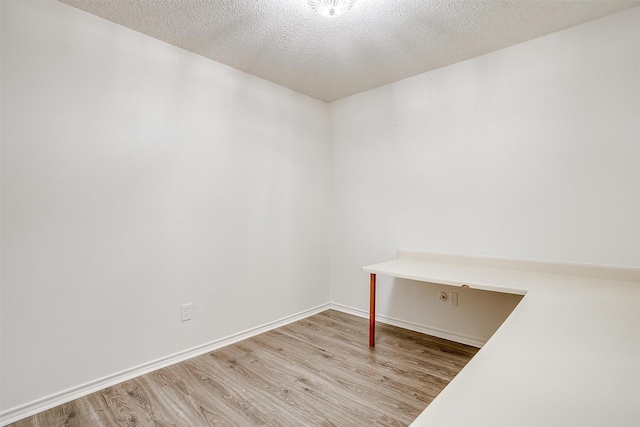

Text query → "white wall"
[2,0,639,419]
[330,7,640,344]
[1,0,330,412]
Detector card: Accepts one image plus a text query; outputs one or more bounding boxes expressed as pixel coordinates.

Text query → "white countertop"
[362,251,640,427]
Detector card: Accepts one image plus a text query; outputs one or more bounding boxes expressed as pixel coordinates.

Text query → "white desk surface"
[362,252,640,427]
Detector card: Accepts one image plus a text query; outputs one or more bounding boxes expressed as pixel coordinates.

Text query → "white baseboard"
[329,303,486,348]
[0,303,331,426]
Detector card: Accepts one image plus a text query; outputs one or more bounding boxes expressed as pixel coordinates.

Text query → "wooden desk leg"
[369,273,376,348]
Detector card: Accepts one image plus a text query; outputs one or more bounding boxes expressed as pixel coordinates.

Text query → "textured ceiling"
[59,0,640,102]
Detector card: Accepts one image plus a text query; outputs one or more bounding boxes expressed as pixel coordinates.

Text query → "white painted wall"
[1,0,330,412]
[2,0,639,419]
[330,7,640,344]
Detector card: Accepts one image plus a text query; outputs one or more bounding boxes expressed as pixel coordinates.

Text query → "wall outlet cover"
[181,303,192,321]
[450,292,458,306]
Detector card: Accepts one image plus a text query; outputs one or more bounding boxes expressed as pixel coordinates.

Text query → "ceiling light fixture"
[308,0,357,18]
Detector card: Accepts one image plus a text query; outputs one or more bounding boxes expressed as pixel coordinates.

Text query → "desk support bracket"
[369,273,376,348]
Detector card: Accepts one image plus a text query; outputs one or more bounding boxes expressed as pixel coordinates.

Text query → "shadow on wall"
[385,278,523,347]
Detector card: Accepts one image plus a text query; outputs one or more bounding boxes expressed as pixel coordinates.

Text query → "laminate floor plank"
[220,339,383,425]
[119,377,187,426]
[150,364,250,426]
[191,350,307,426]
[250,329,425,421]
[227,335,395,425]
[201,346,340,426]
[173,358,275,426]
[274,319,454,405]
[9,310,478,426]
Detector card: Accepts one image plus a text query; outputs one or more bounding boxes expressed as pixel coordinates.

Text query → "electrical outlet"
[181,303,192,322]
[449,292,458,306]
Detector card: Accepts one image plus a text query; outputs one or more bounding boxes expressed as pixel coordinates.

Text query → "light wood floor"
[10,310,478,426]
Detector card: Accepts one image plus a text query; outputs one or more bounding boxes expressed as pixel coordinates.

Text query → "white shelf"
[362,250,640,427]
